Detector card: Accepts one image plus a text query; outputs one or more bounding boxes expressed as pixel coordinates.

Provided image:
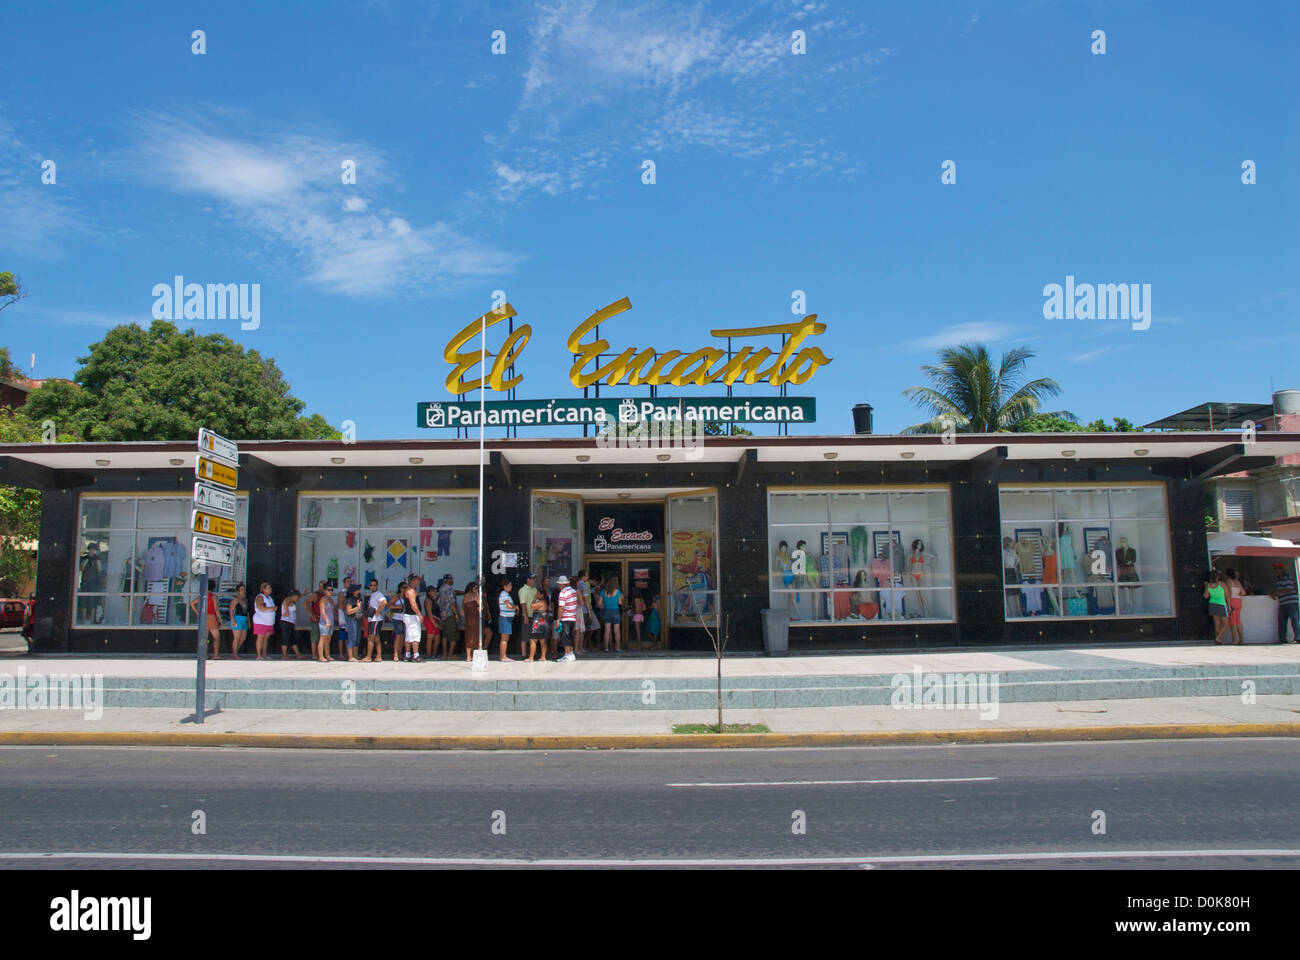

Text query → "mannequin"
[1116,536,1138,611]
[1041,536,1059,616]
[78,544,105,623]
[1057,523,1079,599]
[776,540,795,614]
[788,540,806,618]
[1002,536,1022,617]
[908,538,937,618]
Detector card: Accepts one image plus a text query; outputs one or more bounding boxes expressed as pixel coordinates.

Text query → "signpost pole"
[469,309,487,673]
[195,569,207,723]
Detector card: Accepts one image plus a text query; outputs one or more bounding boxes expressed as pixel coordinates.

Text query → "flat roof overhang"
[2,432,1298,490]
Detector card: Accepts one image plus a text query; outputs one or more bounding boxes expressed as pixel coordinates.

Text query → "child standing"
[631,590,646,649]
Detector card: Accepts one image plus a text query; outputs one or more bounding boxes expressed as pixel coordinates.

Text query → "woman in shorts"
[316,583,335,662]
[189,585,223,659]
[279,588,304,659]
[1224,568,1246,645]
[600,577,623,653]
[230,583,249,659]
[1204,571,1230,645]
[252,582,276,660]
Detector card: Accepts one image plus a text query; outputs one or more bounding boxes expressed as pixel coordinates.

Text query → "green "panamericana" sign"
[417,397,815,428]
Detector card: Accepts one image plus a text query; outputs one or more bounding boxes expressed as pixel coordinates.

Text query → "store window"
[998,485,1173,620]
[667,493,718,627]
[75,495,249,628]
[767,487,955,624]
[531,495,580,581]
[296,494,478,597]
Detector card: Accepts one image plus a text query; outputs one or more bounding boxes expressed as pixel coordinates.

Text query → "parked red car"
[22,599,34,641]
[0,599,27,630]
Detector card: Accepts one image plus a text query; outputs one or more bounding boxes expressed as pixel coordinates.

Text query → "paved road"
[2,739,1298,868]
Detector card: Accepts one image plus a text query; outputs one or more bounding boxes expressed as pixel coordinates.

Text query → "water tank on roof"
[1274,390,1300,416]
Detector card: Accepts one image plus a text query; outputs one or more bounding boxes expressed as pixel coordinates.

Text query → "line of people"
[192,569,662,661]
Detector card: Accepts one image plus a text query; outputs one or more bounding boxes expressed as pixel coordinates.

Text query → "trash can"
[761,608,790,656]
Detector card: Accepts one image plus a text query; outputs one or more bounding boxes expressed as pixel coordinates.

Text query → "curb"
[2,722,1299,750]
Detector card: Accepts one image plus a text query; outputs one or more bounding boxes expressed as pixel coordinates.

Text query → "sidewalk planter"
[761,608,790,656]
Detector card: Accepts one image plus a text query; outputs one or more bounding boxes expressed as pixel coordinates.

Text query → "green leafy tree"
[23,321,341,441]
[0,272,25,315]
[903,344,1074,433]
[0,408,44,593]
[1015,414,1083,433]
[1081,417,1141,432]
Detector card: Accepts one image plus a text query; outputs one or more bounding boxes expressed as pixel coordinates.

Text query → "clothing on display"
[1013,539,1039,576]
[1021,578,1044,615]
[849,526,870,566]
[869,553,891,588]
[1116,544,1137,582]
[1058,530,1076,570]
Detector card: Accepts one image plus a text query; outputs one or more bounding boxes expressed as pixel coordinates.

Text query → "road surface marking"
[665,776,999,787]
[8,848,1295,867]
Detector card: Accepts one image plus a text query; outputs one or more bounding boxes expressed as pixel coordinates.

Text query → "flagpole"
[477,310,487,660]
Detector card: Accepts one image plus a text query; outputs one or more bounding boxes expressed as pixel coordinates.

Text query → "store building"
[3,429,1300,655]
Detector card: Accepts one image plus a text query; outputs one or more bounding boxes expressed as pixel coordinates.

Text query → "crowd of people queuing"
[193,569,664,662]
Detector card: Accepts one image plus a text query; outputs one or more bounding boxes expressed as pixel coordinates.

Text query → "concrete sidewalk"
[1,695,1297,750]
[3,642,1298,748]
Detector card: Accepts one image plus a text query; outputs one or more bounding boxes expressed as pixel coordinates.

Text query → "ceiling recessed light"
[1134,449,1149,456]
[823,451,838,460]
[576,455,590,462]
[1061,450,1076,458]
[409,457,423,464]
[169,458,184,466]
[95,459,110,467]
[656,453,671,461]
[617,492,631,499]
[900,451,915,459]
[331,457,345,464]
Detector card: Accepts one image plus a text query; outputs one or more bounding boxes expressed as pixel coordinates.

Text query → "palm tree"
[902,344,1074,433]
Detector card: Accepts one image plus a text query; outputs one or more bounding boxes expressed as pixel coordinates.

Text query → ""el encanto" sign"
[440,296,832,395]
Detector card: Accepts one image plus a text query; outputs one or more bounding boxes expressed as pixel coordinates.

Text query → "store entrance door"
[586,558,664,651]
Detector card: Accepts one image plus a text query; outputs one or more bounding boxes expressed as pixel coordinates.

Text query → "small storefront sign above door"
[585,504,664,554]
[418,396,814,428]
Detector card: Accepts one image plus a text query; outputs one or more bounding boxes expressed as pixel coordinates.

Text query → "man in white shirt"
[364,579,386,663]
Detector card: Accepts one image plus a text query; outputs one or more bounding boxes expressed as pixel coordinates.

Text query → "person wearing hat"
[556,575,579,662]
[1271,564,1299,643]
[437,574,461,658]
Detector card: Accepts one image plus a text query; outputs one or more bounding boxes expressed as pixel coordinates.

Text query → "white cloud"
[125,113,522,296]
[489,0,887,202]
[1069,346,1113,363]
[0,116,87,259]
[898,322,1019,351]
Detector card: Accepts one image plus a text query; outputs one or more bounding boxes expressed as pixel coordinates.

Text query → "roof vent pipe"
[852,404,873,435]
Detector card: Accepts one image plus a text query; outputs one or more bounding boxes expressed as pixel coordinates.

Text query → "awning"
[1207,532,1300,558]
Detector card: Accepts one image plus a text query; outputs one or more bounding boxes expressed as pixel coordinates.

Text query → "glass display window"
[999,485,1173,621]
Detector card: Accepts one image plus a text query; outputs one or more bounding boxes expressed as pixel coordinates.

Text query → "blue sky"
[2,0,1296,438]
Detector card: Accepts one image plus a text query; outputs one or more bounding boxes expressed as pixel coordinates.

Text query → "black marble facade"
[31,454,1207,654]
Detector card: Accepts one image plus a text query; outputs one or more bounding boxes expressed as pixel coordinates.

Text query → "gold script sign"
[443,297,830,394]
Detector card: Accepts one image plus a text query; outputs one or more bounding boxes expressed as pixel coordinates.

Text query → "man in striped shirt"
[1272,564,1299,643]
[556,575,579,662]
